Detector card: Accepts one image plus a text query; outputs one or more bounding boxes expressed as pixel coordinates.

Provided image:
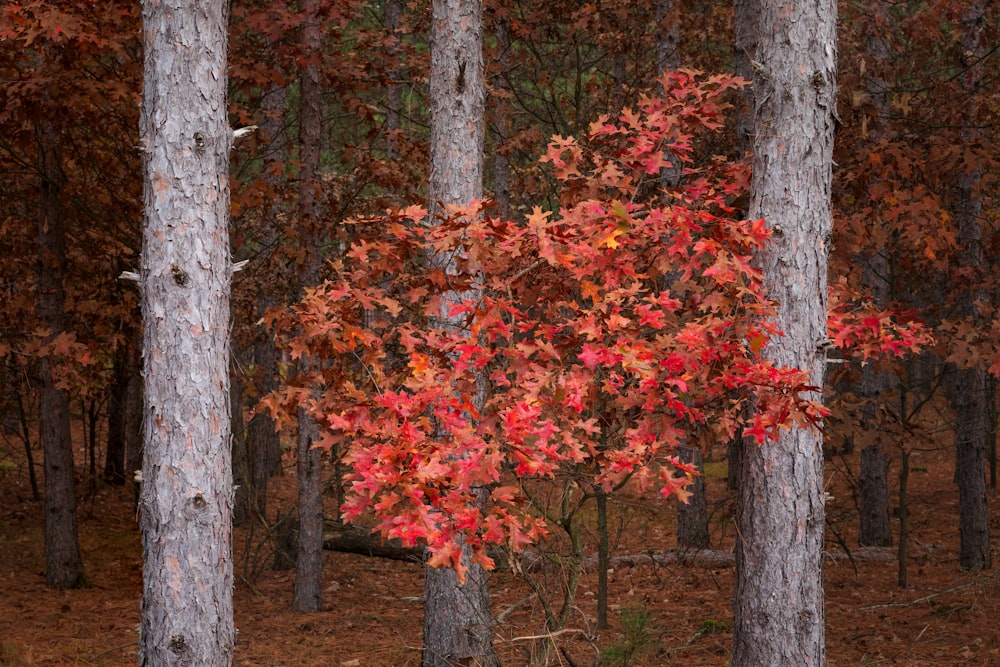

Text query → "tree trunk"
[385,0,403,164]
[293,409,324,611]
[35,116,85,590]
[291,0,327,614]
[655,0,680,74]
[732,0,837,664]
[859,444,892,546]
[489,13,511,219]
[945,0,991,573]
[243,81,286,505]
[231,369,251,526]
[422,2,498,666]
[856,1,894,548]
[949,366,991,570]
[676,444,708,549]
[137,0,235,663]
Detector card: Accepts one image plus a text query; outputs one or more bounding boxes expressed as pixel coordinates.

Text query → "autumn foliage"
[265,71,840,577]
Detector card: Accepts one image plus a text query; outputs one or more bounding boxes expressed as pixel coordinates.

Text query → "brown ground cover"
[1,439,998,666]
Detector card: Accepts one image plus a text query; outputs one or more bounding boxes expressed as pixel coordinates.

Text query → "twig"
[862,570,1000,609]
[510,628,589,643]
[92,641,139,661]
[496,593,537,625]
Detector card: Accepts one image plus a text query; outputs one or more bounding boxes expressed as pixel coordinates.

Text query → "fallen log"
[323,524,423,562]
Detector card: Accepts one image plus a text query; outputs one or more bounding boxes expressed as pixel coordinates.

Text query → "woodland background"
[1,0,999,665]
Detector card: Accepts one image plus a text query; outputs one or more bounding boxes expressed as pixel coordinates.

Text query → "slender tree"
[292,0,326,614]
[35,114,86,589]
[422,1,498,666]
[857,1,894,549]
[137,0,235,663]
[947,0,991,571]
[732,0,837,665]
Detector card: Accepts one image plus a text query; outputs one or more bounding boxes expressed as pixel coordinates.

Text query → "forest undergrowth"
[0,433,998,666]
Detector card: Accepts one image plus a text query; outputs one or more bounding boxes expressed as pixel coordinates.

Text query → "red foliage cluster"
[265,72,842,578]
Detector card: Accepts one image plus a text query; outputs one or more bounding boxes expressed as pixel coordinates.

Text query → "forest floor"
[1,436,999,667]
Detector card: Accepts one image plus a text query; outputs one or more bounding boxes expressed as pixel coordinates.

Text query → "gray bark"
[732,0,837,664]
[137,0,235,663]
[35,117,85,589]
[422,1,498,666]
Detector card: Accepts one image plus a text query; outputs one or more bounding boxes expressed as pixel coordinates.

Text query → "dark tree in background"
[35,113,86,590]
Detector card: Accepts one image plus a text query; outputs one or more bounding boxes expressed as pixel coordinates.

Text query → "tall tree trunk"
[240,69,288,519]
[856,0,894,548]
[137,0,235,663]
[945,0,991,573]
[490,13,511,219]
[35,117,85,589]
[385,0,403,164]
[422,2,498,666]
[655,0,680,74]
[292,0,326,613]
[676,444,708,549]
[859,443,892,546]
[732,0,837,664]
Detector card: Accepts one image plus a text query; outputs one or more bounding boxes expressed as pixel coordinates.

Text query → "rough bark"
[242,71,287,510]
[105,339,142,486]
[859,444,892,546]
[293,409,324,611]
[950,367,991,569]
[231,369,251,526]
[385,0,403,164]
[676,444,708,549]
[489,13,511,219]
[292,0,326,613]
[655,0,680,74]
[732,0,837,664]
[105,348,129,485]
[137,0,235,663]
[422,2,498,666]
[35,117,85,589]
[856,1,894,548]
[945,0,991,573]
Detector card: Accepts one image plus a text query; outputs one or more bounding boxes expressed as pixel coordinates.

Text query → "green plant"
[601,605,659,667]
[0,642,22,667]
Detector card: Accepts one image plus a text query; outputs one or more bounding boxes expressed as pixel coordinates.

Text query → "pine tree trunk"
[385,0,403,164]
[676,444,708,549]
[655,0,679,74]
[137,0,235,662]
[856,2,894,549]
[422,2,498,666]
[35,116,85,590]
[950,367,991,570]
[859,444,892,546]
[105,348,129,485]
[291,0,326,613]
[732,0,837,664]
[945,0,991,573]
